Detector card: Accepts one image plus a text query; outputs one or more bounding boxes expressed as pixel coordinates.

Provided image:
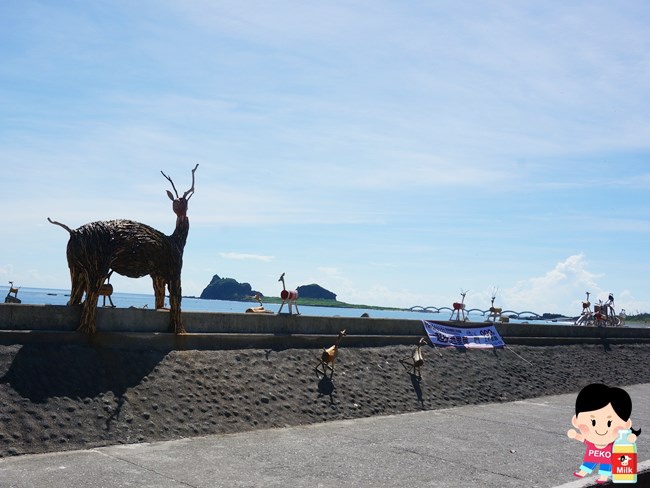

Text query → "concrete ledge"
[0,330,430,350]
[0,330,646,351]
[0,304,426,335]
[1,304,649,350]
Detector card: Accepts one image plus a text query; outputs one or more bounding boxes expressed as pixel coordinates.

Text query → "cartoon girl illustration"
[567,383,641,484]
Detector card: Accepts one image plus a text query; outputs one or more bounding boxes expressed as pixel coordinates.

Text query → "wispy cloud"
[501,254,604,315]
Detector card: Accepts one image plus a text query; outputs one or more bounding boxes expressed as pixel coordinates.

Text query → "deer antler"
[161,170,180,199]
[161,164,199,201]
[182,164,199,200]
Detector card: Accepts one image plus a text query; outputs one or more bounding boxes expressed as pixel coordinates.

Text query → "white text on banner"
[422,320,505,349]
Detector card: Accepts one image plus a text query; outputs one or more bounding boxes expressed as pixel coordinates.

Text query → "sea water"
[2,286,573,324]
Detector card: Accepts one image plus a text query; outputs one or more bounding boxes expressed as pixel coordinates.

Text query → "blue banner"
[422,320,505,349]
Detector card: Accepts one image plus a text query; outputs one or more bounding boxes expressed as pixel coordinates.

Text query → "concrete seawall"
[1,303,649,350]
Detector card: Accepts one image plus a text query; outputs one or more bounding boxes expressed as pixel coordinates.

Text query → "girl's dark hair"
[575,383,641,436]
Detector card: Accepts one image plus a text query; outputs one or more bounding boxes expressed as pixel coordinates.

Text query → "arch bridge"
[409,305,543,320]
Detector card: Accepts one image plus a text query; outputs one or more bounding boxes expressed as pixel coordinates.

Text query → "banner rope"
[505,345,533,365]
[430,343,443,357]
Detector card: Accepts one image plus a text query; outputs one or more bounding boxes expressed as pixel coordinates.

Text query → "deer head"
[490,287,499,307]
[162,164,199,219]
[278,272,286,290]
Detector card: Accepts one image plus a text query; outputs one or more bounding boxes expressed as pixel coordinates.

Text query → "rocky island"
[199,275,261,301]
[199,275,338,302]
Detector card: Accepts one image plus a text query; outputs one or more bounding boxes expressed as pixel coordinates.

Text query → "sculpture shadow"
[600,335,612,353]
[408,372,425,408]
[316,375,336,405]
[0,343,167,403]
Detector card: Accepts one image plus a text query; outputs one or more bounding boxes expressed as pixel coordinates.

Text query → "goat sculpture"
[48,164,198,334]
[315,329,347,379]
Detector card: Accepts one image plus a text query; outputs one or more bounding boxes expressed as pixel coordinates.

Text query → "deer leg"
[315,359,329,378]
[399,358,409,373]
[314,360,324,377]
[168,278,185,334]
[152,276,166,309]
[78,274,104,334]
[68,267,85,306]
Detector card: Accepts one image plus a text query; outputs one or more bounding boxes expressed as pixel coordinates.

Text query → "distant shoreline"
[8,287,649,324]
[205,295,408,311]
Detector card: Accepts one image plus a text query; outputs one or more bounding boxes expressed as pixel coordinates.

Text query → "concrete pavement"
[1,384,650,488]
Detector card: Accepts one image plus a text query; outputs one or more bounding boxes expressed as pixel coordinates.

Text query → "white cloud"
[501,255,606,316]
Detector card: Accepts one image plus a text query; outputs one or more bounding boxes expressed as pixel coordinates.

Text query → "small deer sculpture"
[315,329,347,379]
[450,289,468,321]
[48,164,198,334]
[5,281,21,304]
[619,308,627,326]
[277,272,300,315]
[7,281,19,299]
[487,289,502,324]
[582,291,591,314]
[98,271,115,308]
[400,337,428,378]
[245,293,273,314]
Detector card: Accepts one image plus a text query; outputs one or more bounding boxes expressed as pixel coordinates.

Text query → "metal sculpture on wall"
[277,272,300,315]
[450,289,468,321]
[245,293,273,314]
[99,270,116,308]
[399,337,427,378]
[486,288,503,324]
[48,164,198,334]
[315,329,347,379]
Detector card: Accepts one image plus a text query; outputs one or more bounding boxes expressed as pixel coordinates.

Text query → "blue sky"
[1,1,649,316]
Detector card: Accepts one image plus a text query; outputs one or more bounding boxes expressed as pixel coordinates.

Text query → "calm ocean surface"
[3,287,573,325]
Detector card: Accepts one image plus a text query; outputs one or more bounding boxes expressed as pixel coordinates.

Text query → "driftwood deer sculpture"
[315,329,347,379]
[48,164,198,334]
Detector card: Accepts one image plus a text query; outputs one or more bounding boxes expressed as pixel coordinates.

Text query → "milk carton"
[612,428,637,484]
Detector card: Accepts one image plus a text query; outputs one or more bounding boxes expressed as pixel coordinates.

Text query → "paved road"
[1,384,649,488]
